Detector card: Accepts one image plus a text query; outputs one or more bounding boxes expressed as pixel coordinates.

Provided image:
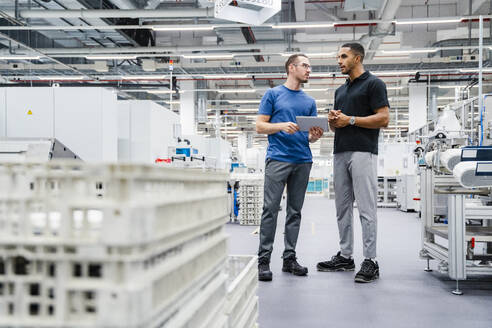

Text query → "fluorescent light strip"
[394,18,462,25]
[381,49,438,54]
[202,74,248,79]
[37,75,86,80]
[146,90,175,94]
[386,86,404,90]
[281,52,335,57]
[121,75,166,80]
[226,100,261,104]
[374,71,417,76]
[459,68,492,73]
[152,26,215,31]
[86,55,138,60]
[273,23,334,29]
[217,89,256,93]
[182,54,234,59]
[0,55,41,60]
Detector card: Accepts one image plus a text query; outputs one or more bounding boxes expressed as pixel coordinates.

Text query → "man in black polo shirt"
[316,43,389,283]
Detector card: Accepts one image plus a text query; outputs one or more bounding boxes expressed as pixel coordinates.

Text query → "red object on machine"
[471,237,475,249]
[155,158,171,163]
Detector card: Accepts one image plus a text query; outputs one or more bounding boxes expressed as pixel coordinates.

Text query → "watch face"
[350,117,355,125]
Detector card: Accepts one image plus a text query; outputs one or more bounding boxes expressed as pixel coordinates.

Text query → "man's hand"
[280,122,300,134]
[328,109,339,122]
[308,126,324,143]
[331,110,351,128]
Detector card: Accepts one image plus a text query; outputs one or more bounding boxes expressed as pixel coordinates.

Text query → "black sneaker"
[354,259,379,283]
[282,257,308,276]
[258,259,272,281]
[317,251,355,272]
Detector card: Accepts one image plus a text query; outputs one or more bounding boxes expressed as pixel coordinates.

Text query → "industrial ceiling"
[0,0,491,153]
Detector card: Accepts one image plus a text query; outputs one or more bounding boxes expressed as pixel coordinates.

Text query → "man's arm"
[330,106,389,129]
[256,114,299,135]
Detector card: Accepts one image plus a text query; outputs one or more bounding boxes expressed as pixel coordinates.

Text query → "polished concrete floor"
[226,196,492,328]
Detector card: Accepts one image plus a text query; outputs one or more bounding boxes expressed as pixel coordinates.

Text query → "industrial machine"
[415,97,492,294]
[0,138,80,162]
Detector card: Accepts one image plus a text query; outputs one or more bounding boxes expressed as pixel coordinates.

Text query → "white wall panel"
[101,88,118,161]
[54,88,102,161]
[117,101,131,162]
[0,89,6,137]
[6,88,54,138]
[118,100,179,163]
[409,85,427,133]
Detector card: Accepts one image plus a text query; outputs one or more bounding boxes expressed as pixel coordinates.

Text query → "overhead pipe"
[359,0,402,60]
[27,41,348,55]
[11,8,212,19]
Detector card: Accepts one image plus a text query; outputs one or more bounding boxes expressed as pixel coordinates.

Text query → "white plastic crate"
[0,162,229,246]
[0,161,231,328]
[225,256,258,328]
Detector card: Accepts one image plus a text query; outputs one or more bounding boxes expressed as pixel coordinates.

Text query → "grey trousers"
[258,159,312,262]
[334,151,378,259]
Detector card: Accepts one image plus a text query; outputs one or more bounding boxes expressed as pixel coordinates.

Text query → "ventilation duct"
[344,0,385,11]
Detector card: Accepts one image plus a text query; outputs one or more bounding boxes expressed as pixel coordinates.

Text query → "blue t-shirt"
[258,85,317,163]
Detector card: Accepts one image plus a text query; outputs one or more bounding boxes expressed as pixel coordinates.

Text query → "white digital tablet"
[296,116,329,132]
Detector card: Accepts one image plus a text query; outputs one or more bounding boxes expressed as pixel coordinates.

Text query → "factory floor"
[226,196,492,328]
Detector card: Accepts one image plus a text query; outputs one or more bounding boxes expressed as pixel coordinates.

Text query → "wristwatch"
[349,116,356,126]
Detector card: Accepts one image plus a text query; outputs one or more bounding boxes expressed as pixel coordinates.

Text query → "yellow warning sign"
[27,110,32,115]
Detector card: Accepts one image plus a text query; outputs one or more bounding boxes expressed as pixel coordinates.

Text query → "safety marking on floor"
[251,227,259,235]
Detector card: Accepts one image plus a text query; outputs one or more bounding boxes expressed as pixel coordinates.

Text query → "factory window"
[8,303,14,315]
[0,282,3,295]
[0,258,4,274]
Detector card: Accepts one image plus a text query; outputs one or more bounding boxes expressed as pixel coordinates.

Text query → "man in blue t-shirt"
[256,54,324,281]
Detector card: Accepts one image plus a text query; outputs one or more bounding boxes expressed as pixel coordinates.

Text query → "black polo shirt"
[333,71,389,155]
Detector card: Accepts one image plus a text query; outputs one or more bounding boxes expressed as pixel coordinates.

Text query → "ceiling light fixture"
[86,55,138,60]
[394,18,462,25]
[226,100,261,104]
[121,75,166,80]
[152,25,215,31]
[217,89,256,93]
[202,74,248,79]
[374,70,417,76]
[381,49,438,54]
[182,54,234,59]
[37,75,87,80]
[0,55,41,60]
[146,89,175,94]
[273,23,335,29]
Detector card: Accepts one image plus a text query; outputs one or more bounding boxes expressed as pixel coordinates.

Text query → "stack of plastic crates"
[0,161,229,328]
[234,174,264,226]
[224,256,258,328]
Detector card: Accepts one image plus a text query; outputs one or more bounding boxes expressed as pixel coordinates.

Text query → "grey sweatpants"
[334,151,378,259]
[258,159,312,262]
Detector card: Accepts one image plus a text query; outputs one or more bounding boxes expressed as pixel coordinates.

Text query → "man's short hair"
[341,43,365,62]
[285,53,308,75]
